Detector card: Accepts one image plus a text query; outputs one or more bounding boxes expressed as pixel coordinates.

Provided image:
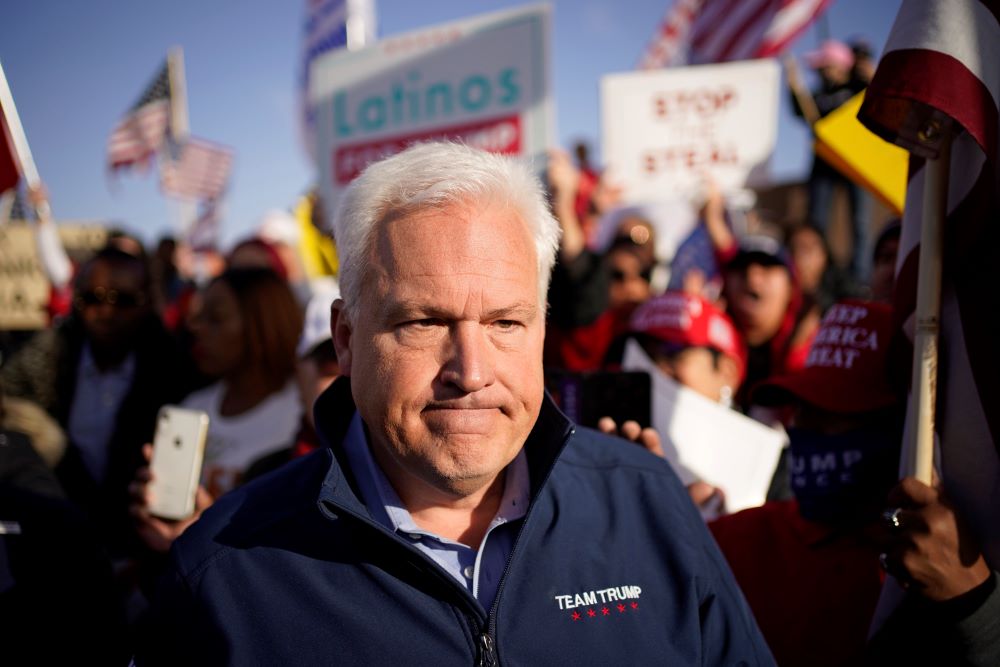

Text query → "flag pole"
[166,47,196,239]
[907,131,951,485]
[167,47,189,139]
[0,60,52,222]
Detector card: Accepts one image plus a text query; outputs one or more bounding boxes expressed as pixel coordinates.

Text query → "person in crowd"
[710,300,903,666]
[721,236,820,501]
[870,219,901,303]
[243,283,342,481]
[256,208,314,305]
[699,182,819,410]
[720,234,819,412]
[106,228,148,260]
[226,235,289,278]
[149,236,189,322]
[0,386,129,664]
[785,223,858,314]
[787,38,873,283]
[624,290,746,407]
[607,290,748,515]
[868,482,1000,664]
[0,245,189,557]
[20,183,76,322]
[135,142,772,665]
[544,149,654,371]
[130,267,304,554]
[849,37,877,90]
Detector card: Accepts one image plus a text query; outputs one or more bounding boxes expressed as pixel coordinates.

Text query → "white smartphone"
[148,405,210,520]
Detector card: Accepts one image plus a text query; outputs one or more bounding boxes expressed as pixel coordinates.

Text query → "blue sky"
[0,0,900,248]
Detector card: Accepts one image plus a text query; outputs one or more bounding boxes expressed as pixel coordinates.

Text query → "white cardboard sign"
[622,339,786,514]
[601,59,780,204]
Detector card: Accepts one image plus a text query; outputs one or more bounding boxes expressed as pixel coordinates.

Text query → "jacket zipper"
[320,500,491,658]
[482,422,577,663]
[319,420,576,666]
[476,631,498,667]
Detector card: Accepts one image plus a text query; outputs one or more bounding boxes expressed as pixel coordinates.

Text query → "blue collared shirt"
[341,412,529,612]
[66,344,136,483]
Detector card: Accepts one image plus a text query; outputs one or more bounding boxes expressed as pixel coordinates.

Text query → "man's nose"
[440,323,496,393]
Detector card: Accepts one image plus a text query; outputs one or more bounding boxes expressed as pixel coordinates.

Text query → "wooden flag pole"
[907,132,952,485]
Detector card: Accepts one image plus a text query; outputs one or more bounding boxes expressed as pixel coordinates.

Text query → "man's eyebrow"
[482,303,539,321]
[381,301,539,322]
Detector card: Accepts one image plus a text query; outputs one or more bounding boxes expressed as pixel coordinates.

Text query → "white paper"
[622,339,786,513]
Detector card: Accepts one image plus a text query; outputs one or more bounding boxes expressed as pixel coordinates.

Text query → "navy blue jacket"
[137,379,773,665]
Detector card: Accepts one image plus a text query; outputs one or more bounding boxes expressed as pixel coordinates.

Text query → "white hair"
[332,142,561,322]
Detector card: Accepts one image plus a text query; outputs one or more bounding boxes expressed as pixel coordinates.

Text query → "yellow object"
[813,91,908,215]
[294,192,339,278]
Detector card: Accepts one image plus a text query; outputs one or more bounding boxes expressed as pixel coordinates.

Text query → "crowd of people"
[0,39,997,666]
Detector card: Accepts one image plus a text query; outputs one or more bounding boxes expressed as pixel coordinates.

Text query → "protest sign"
[622,339,786,514]
[813,91,908,215]
[602,59,780,204]
[0,223,49,330]
[310,4,552,215]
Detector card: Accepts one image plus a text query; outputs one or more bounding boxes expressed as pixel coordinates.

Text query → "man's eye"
[403,318,444,329]
[493,319,521,331]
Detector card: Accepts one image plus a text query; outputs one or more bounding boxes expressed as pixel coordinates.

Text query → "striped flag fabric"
[639,0,833,69]
[186,196,223,250]
[107,62,172,171]
[0,100,19,194]
[859,0,1000,568]
[300,0,375,157]
[160,137,234,201]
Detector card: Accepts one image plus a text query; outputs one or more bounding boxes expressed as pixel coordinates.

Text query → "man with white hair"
[136,143,772,665]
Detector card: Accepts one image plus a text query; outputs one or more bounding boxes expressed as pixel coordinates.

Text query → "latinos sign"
[332,69,523,183]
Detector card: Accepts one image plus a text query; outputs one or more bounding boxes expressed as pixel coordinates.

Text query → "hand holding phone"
[147,405,209,520]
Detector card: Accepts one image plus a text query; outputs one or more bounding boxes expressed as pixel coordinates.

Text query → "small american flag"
[107,62,172,171]
[160,136,234,201]
[639,0,833,69]
[186,196,223,250]
[1,97,20,194]
[299,0,375,157]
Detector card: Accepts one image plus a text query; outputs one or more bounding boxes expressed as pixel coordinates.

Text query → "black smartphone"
[545,369,652,430]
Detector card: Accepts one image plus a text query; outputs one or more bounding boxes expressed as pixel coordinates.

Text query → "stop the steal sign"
[602,59,780,203]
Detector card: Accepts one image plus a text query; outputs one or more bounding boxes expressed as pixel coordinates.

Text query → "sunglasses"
[75,286,147,309]
[610,267,654,283]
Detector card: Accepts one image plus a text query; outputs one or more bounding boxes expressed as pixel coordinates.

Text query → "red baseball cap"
[753,300,899,413]
[629,291,747,382]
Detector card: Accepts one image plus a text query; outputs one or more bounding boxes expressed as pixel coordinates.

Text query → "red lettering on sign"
[333,115,522,185]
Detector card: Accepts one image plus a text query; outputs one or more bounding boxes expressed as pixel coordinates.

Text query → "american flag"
[1,67,22,194]
[160,137,234,201]
[639,0,833,69]
[1,100,19,194]
[186,196,223,250]
[107,62,172,171]
[300,0,375,157]
[859,0,1000,569]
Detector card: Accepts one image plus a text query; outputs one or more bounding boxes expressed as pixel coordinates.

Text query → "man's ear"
[330,298,353,377]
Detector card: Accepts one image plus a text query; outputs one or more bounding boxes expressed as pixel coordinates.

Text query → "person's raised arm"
[546,149,585,264]
[28,183,72,289]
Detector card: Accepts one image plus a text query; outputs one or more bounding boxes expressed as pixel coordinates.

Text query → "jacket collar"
[312,376,575,517]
